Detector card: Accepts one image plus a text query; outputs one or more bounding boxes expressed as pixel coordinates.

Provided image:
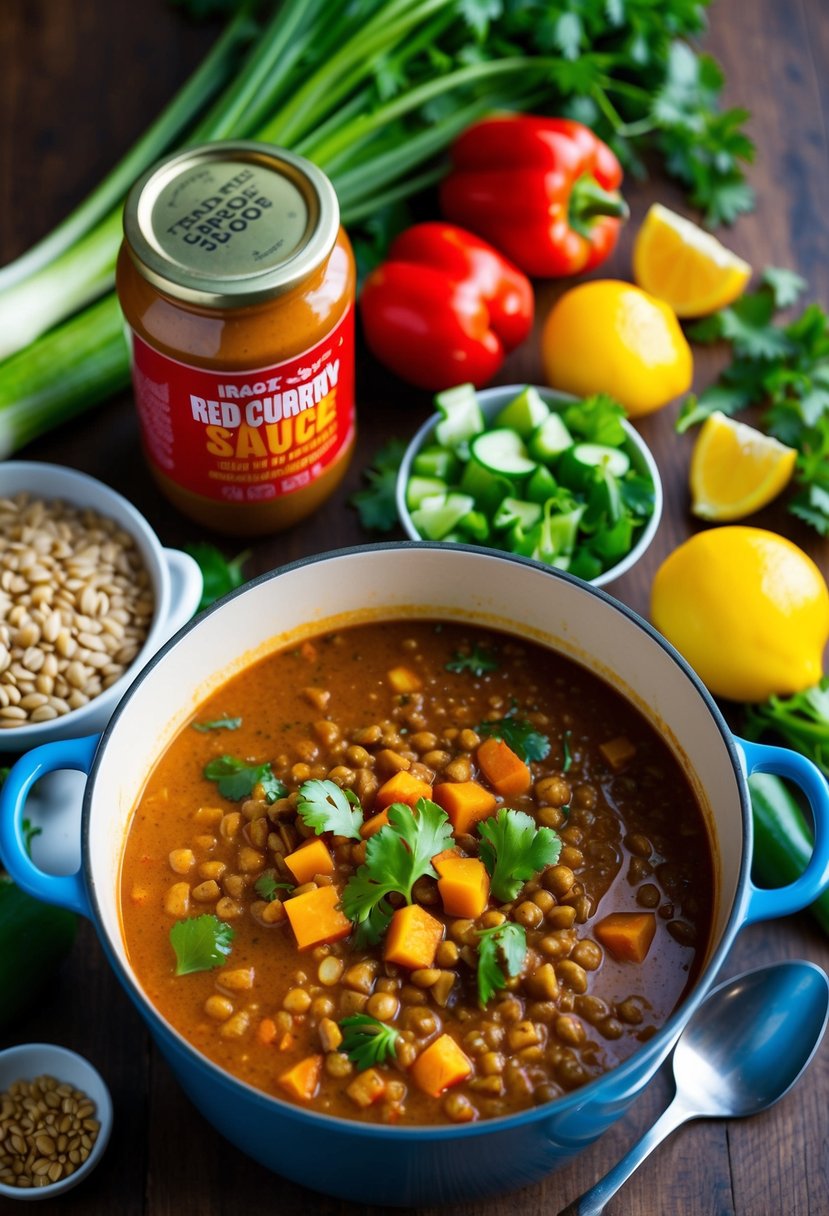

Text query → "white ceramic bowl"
[0,1042,112,1200]
[0,462,203,750]
[396,385,663,587]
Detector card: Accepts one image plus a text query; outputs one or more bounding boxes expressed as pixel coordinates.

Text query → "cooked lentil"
[0,492,153,727]
[120,620,714,1126]
[0,1074,100,1189]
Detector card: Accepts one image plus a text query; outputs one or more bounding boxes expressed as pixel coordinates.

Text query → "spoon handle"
[556,1096,694,1216]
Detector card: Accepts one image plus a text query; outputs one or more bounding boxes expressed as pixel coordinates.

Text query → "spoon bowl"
[559,959,829,1216]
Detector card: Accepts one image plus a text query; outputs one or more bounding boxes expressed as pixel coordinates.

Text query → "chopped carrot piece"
[278,1054,323,1102]
[433,780,497,836]
[299,640,318,662]
[477,735,532,797]
[360,808,390,839]
[594,912,656,963]
[431,848,460,874]
[284,837,335,885]
[345,1068,387,1108]
[387,665,422,693]
[283,885,352,951]
[599,735,636,771]
[410,1034,472,1097]
[277,1032,298,1052]
[257,1017,277,1046]
[437,856,490,919]
[384,904,444,969]
[374,769,433,811]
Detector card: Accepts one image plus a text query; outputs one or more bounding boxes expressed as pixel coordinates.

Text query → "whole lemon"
[651,527,829,702]
[541,280,693,417]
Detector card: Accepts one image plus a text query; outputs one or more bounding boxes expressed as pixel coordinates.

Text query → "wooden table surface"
[2,1,828,1213]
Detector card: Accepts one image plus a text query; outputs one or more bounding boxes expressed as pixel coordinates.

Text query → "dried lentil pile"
[0,492,154,728]
[0,1073,101,1189]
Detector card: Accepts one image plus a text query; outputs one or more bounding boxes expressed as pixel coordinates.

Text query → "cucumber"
[412,445,461,482]
[528,412,574,463]
[526,465,558,504]
[493,497,543,531]
[459,459,514,515]
[0,875,77,1030]
[406,475,447,511]
[470,429,537,478]
[434,383,485,449]
[493,386,550,438]
[410,491,475,540]
[457,510,490,542]
[556,442,630,492]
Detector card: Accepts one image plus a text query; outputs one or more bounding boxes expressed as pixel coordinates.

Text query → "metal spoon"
[558,959,829,1216]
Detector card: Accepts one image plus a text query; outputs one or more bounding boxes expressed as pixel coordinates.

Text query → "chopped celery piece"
[410,492,475,541]
[412,445,461,482]
[434,383,485,450]
[493,385,550,437]
[406,475,447,510]
[493,498,543,531]
[528,412,574,462]
[459,459,514,515]
[593,516,635,561]
[569,549,605,581]
[458,510,490,542]
[526,465,558,504]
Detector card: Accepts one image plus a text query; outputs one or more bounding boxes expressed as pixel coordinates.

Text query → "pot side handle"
[737,736,829,925]
[0,734,99,919]
[160,547,203,641]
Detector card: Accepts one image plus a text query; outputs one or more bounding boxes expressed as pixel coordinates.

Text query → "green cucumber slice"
[556,442,630,491]
[528,412,574,463]
[410,492,475,540]
[406,476,447,511]
[470,428,536,478]
[412,445,461,482]
[434,383,485,449]
[493,497,543,531]
[493,386,550,437]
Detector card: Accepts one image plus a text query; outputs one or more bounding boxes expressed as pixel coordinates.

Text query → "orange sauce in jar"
[116,142,356,535]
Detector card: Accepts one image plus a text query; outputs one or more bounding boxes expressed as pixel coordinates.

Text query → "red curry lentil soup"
[119,619,714,1126]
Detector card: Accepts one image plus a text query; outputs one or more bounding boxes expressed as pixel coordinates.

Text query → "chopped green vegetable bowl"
[396,385,663,586]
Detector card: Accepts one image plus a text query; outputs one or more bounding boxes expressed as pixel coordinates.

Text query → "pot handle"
[737,736,829,925]
[0,734,99,919]
[160,547,203,641]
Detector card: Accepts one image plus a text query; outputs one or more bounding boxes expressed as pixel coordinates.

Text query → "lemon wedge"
[689,410,797,521]
[632,203,752,318]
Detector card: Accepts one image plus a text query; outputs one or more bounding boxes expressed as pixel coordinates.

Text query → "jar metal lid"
[122,141,340,308]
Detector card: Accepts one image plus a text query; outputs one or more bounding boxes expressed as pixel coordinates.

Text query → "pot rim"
[84,541,752,1140]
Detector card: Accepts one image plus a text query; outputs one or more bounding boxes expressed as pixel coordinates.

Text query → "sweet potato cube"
[387,665,422,693]
[284,885,352,951]
[410,1034,473,1097]
[345,1067,387,1109]
[433,780,497,836]
[360,808,390,839]
[594,912,656,963]
[284,837,335,885]
[374,769,433,811]
[431,848,460,874]
[384,904,444,969]
[278,1054,323,1102]
[437,856,490,919]
[477,736,532,797]
[599,735,636,771]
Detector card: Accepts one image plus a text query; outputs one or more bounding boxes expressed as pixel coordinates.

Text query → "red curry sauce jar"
[116,141,356,535]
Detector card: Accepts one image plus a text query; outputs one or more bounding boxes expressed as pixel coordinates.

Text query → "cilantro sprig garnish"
[476,716,550,763]
[339,1014,401,1070]
[204,755,287,804]
[445,645,498,678]
[192,715,242,733]
[184,542,250,612]
[744,678,829,779]
[478,809,562,903]
[296,779,363,839]
[170,914,234,976]
[341,798,454,945]
[676,267,829,534]
[476,922,527,1006]
[349,438,407,533]
[254,872,294,902]
[562,730,573,773]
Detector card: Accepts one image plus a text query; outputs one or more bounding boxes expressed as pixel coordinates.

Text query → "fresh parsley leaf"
[339,1014,401,1070]
[170,914,234,976]
[192,715,242,733]
[477,922,527,1005]
[478,809,561,902]
[445,644,498,677]
[762,267,808,310]
[296,779,363,839]
[204,755,287,803]
[349,438,407,533]
[744,678,829,778]
[476,716,550,763]
[185,542,250,612]
[254,872,293,901]
[340,798,454,945]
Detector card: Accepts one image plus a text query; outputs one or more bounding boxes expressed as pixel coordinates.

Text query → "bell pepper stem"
[569,175,629,237]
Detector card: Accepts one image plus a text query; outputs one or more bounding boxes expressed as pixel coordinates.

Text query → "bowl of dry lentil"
[0,463,203,749]
[0,1042,112,1199]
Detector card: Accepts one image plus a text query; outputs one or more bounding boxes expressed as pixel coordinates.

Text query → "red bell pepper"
[359,222,533,392]
[439,116,628,278]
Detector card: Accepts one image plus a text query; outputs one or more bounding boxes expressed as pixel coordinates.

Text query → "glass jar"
[116,141,356,535]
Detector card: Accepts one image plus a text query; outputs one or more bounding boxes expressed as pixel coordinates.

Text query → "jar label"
[128,308,354,504]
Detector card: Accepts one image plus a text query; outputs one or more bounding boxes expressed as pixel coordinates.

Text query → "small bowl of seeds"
[0,1042,113,1199]
[0,463,203,750]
